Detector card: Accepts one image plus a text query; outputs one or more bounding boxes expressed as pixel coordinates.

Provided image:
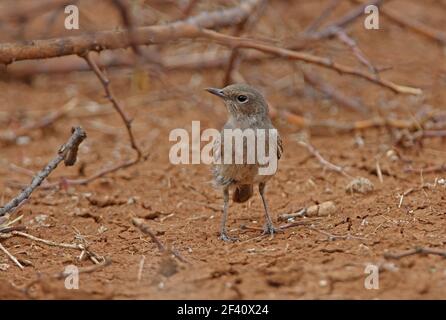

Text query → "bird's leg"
[220,187,237,242]
[259,182,281,236]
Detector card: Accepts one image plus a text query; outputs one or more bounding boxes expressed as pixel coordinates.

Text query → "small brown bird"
[206,84,283,242]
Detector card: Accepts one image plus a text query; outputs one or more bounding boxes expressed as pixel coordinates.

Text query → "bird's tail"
[233,184,253,203]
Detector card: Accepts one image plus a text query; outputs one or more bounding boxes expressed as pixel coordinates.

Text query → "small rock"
[34,214,50,228]
[319,279,328,287]
[0,263,10,271]
[98,225,108,234]
[16,136,31,145]
[346,177,374,194]
[306,201,336,217]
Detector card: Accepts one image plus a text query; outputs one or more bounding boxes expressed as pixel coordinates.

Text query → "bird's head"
[206,83,269,119]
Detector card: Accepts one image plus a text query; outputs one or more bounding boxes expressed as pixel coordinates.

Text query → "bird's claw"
[262,224,283,237]
[220,232,238,242]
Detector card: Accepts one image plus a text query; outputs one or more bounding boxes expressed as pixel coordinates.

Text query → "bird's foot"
[219,232,238,242]
[262,223,283,238]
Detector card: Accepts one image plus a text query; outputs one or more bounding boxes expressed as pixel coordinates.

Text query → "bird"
[205,83,283,242]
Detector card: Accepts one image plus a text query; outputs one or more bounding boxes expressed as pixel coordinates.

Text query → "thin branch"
[304,0,341,34]
[198,29,422,95]
[334,29,378,74]
[24,258,111,297]
[297,140,351,177]
[0,4,421,95]
[309,0,384,39]
[11,231,83,250]
[405,163,446,174]
[384,247,446,260]
[0,0,262,64]
[302,68,369,114]
[180,0,200,19]
[0,243,24,269]
[373,1,446,44]
[223,0,267,86]
[0,127,86,217]
[132,217,188,264]
[81,51,142,160]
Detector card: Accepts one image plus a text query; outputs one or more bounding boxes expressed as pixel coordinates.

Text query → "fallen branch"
[0,0,262,64]
[0,3,421,95]
[297,140,351,177]
[0,126,86,217]
[81,51,142,160]
[223,0,267,86]
[24,257,111,297]
[0,242,23,269]
[404,163,446,174]
[384,247,446,260]
[132,217,188,264]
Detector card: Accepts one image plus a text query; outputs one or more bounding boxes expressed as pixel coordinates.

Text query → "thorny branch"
[0,2,421,95]
[0,0,263,63]
[81,51,142,160]
[0,126,86,217]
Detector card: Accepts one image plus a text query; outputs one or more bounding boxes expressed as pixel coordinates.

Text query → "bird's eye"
[236,95,248,103]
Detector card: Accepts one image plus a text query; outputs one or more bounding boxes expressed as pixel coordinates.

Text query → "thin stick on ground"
[384,247,446,260]
[0,126,86,217]
[0,242,24,269]
[405,163,446,174]
[1,230,105,266]
[132,217,188,264]
[297,140,352,177]
[11,231,83,250]
[24,258,111,297]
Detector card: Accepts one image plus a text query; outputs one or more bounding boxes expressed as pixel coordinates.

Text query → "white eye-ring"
[236,95,248,103]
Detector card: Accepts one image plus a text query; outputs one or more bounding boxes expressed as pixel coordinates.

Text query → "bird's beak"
[205,87,225,98]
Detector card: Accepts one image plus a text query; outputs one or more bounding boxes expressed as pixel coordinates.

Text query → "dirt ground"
[0,0,446,299]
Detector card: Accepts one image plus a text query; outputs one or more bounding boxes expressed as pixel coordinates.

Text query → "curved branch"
[0,0,261,64]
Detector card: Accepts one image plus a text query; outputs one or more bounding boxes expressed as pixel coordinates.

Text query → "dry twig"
[297,140,351,177]
[0,126,86,217]
[0,2,420,95]
[384,247,446,260]
[132,217,188,264]
[81,51,142,160]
